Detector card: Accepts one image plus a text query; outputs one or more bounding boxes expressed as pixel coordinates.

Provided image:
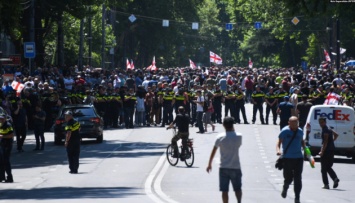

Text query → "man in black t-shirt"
[167,106,190,160]
[319,117,340,189]
[64,111,81,174]
[296,95,312,129]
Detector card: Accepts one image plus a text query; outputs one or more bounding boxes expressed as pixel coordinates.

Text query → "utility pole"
[88,6,92,67]
[29,0,35,74]
[78,19,84,71]
[101,4,106,69]
[336,18,340,71]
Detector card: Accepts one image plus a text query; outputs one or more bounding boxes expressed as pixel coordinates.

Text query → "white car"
[304,105,355,162]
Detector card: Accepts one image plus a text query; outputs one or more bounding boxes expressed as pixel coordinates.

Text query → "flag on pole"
[147,56,157,71]
[126,59,131,70]
[209,51,222,64]
[248,58,253,68]
[189,59,197,69]
[130,59,135,70]
[324,49,331,62]
[324,92,341,105]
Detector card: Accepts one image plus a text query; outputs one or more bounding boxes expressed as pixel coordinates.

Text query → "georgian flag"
[130,59,135,70]
[248,58,253,68]
[209,51,222,64]
[147,56,157,71]
[324,49,331,62]
[189,59,197,69]
[11,81,25,94]
[126,59,131,70]
[324,92,341,105]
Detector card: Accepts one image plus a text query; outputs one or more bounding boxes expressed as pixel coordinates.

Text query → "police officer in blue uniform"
[64,111,81,174]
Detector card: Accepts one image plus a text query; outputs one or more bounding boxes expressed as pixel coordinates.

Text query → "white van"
[304,105,355,162]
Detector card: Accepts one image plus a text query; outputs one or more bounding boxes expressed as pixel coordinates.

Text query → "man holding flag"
[324,87,341,105]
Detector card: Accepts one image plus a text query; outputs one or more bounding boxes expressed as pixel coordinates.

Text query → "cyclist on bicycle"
[167,106,190,161]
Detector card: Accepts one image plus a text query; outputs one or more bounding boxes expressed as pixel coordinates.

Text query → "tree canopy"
[0,0,354,69]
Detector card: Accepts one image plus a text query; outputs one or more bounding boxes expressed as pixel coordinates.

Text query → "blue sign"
[226,23,233,31]
[301,61,307,70]
[24,42,36,58]
[254,22,262,29]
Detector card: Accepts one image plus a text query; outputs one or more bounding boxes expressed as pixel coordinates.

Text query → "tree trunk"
[57,12,64,68]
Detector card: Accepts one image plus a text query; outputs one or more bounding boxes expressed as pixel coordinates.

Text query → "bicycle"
[166,127,195,167]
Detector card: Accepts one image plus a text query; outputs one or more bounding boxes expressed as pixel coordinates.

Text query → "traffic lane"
[0,127,170,203]
[161,120,285,203]
[162,103,355,203]
[248,104,355,203]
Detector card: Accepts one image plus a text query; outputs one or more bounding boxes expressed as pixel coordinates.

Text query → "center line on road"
[145,153,166,203]
[145,151,179,203]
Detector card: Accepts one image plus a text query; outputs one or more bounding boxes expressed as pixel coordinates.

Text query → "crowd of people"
[0,64,354,134]
[0,62,352,199]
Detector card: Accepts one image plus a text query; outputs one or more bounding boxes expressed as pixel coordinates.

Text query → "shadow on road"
[0,186,141,200]
[314,157,354,164]
[11,140,167,170]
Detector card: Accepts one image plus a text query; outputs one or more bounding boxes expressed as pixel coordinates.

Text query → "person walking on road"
[318,117,340,189]
[0,114,15,183]
[64,110,81,174]
[13,100,27,152]
[194,89,205,134]
[207,117,242,203]
[277,96,294,130]
[276,116,305,203]
[33,105,46,150]
[296,95,312,129]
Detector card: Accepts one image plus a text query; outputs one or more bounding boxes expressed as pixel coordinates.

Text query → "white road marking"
[145,153,166,203]
[154,159,179,203]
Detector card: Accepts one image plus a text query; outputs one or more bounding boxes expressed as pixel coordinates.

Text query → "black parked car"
[53,105,104,145]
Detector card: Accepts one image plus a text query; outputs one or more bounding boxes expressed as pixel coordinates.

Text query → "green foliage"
[0,0,354,69]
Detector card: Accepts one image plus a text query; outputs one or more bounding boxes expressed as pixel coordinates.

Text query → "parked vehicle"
[304,105,355,162]
[53,105,104,145]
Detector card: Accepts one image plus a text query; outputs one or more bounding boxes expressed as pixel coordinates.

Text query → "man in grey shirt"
[207,117,242,203]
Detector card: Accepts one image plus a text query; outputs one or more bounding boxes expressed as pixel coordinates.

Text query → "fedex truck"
[304,105,355,162]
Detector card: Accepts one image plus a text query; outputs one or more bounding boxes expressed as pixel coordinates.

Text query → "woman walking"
[204,95,215,132]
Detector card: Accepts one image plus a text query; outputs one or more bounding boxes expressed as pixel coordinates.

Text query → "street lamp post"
[336,18,340,71]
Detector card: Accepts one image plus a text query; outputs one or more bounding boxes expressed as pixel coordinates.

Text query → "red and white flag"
[11,81,25,94]
[147,56,157,71]
[324,92,341,105]
[248,58,253,68]
[130,59,135,70]
[209,51,222,64]
[189,59,197,69]
[126,59,131,70]
[324,49,331,62]
[179,68,184,75]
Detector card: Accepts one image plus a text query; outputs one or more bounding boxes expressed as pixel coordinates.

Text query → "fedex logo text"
[314,109,350,121]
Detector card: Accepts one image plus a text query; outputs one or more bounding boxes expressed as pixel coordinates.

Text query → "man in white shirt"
[332,75,344,87]
[194,89,205,133]
[142,76,151,91]
[64,75,74,91]
[207,117,242,203]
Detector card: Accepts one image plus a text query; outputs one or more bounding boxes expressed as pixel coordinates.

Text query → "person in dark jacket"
[33,105,46,150]
[64,110,81,174]
[0,114,15,183]
[318,117,340,189]
[13,100,27,152]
